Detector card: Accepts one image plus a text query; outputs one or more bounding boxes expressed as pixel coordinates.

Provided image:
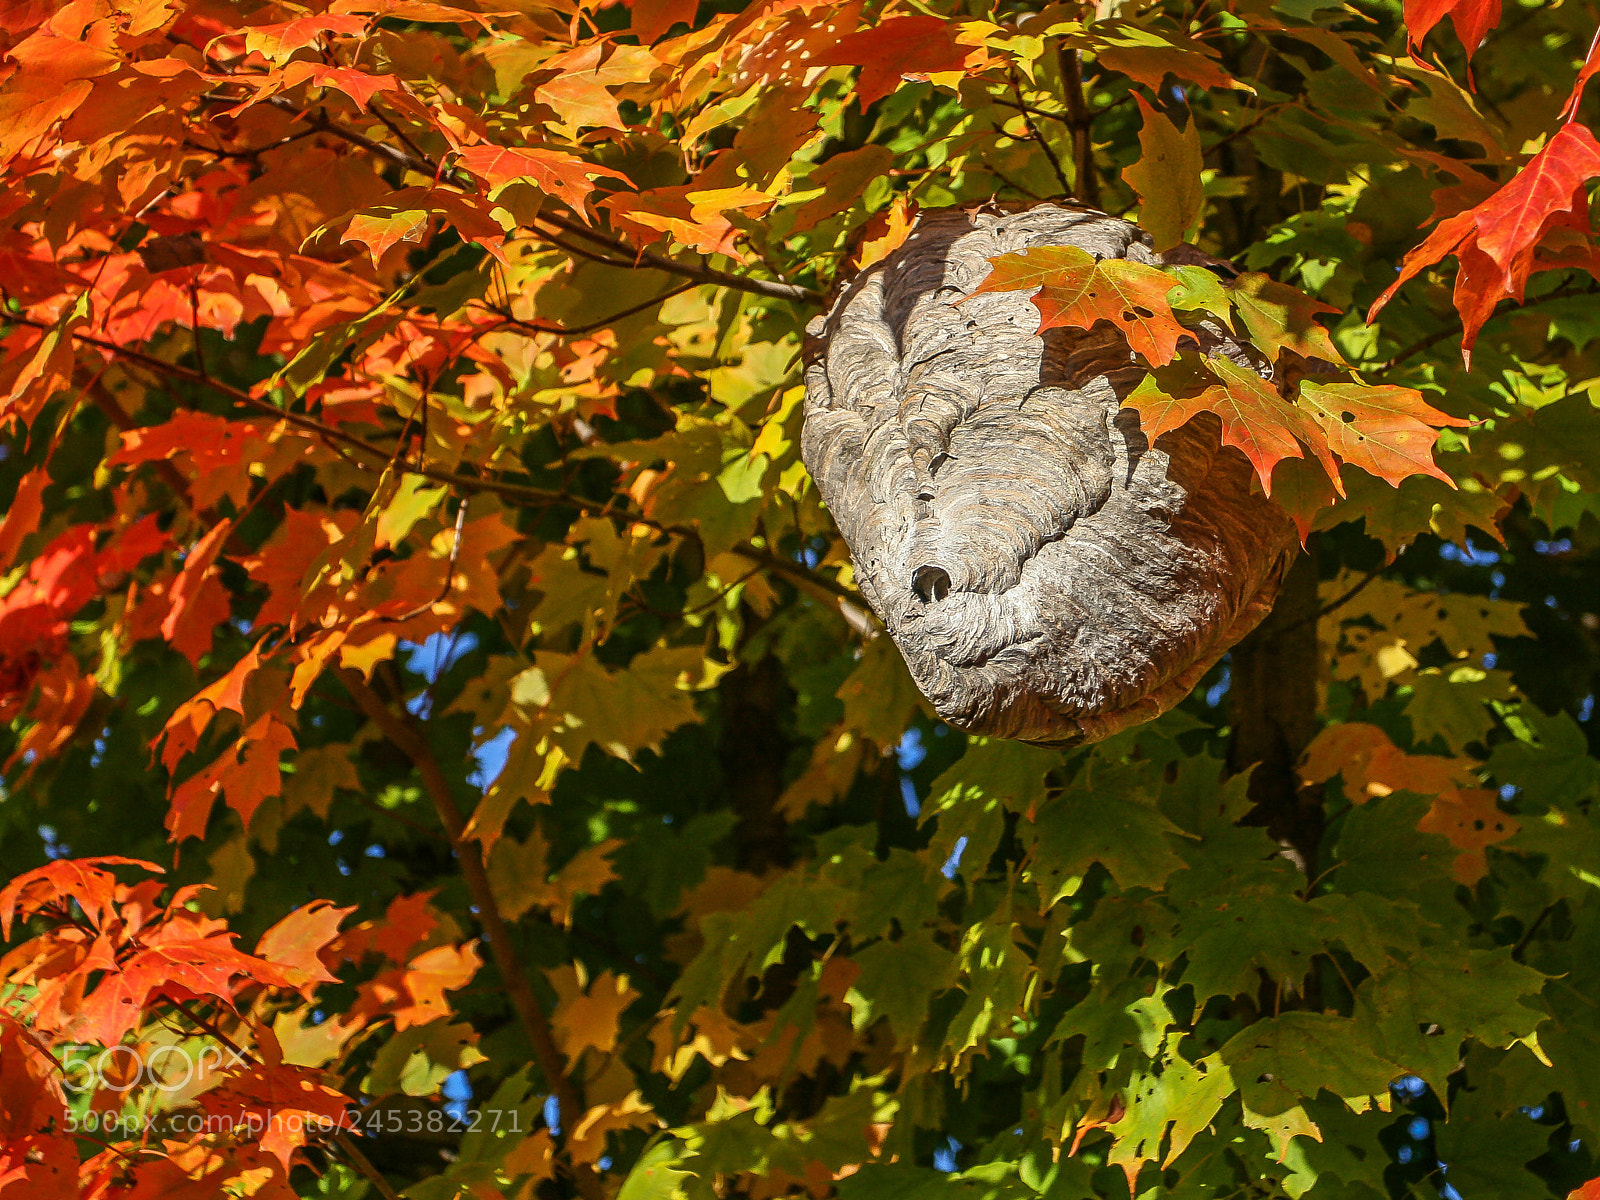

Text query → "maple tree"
[2,0,1600,1197]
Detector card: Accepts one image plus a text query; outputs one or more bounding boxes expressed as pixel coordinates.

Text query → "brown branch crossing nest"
[802,203,1299,746]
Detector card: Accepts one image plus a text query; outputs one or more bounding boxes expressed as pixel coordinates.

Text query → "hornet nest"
[801,202,1300,745]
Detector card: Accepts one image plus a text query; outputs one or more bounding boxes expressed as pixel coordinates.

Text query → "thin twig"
[332,1133,404,1200]
[1512,903,1556,962]
[1010,66,1072,195]
[337,670,607,1200]
[538,210,825,304]
[188,276,208,382]
[991,96,1072,122]
[477,281,698,338]
[1266,567,1383,640]
[8,317,863,607]
[1370,282,1600,373]
[377,496,468,623]
[1311,568,1382,623]
[366,96,432,165]
[1201,103,1287,153]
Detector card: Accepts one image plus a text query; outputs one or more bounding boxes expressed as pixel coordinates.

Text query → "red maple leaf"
[809,15,973,108]
[199,1061,352,1171]
[281,63,402,111]
[240,13,369,60]
[627,0,696,42]
[1404,0,1501,60]
[0,1015,69,1140]
[1370,122,1600,360]
[0,857,163,938]
[160,520,233,666]
[1297,381,1469,488]
[1125,354,1334,493]
[0,601,66,702]
[1471,124,1600,280]
[74,923,265,1045]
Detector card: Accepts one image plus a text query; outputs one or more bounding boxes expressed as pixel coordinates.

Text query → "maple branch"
[262,100,824,306]
[1370,281,1600,373]
[335,669,607,1200]
[169,998,405,1200]
[526,225,645,272]
[1512,902,1556,961]
[476,282,698,338]
[367,96,433,166]
[534,210,825,305]
[992,94,1134,125]
[10,317,863,614]
[376,496,468,623]
[1057,45,1100,209]
[12,313,400,464]
[727,541,864,610]
[1265,565,1383,641]
[331,1133,406,1200]
[1198,103,1288,153]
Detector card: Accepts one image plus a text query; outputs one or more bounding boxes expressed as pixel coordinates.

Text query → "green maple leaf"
[1108,1034,1235,1183]
[1123,95,1203,252]
[618,1142,695,1200]
[1356,950,1547,1093]
[1432,1094,1554,1200]
[1331,793,1457,901]
[1027,760,1187,899]
[1405,666,1513,753]
[848,928,957,1040]
[1228,272,1344,363]
[1489,704,1600,808]
[1221,1013,1402,1119]
[925,738,1060,874]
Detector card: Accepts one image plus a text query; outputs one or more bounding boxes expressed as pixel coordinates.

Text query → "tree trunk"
[1229,545,1323,875]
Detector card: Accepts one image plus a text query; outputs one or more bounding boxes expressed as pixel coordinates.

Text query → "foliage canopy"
[2,0,1600,1198]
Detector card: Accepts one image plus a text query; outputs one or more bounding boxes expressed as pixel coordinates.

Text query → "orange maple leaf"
[1124,355,1334,493]
[456,145,626,212]
[255,900,353,996]
[968,246,1189,366]
[1297,381,1469,489]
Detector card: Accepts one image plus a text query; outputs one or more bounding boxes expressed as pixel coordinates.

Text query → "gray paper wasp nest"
[801,204,1298,746]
